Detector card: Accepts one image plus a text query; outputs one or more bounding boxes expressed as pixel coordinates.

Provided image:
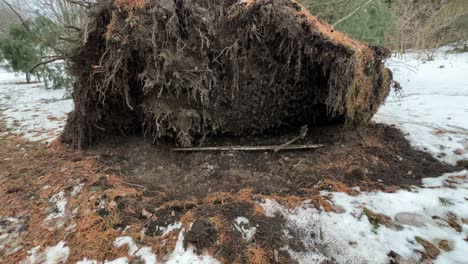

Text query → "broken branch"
[274,125,308,152]
[173,144,323,152]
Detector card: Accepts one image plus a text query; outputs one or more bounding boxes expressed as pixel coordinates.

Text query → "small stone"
[438,240,453,252]
[273,249,279,263]
[453,149,463,155]
[395,212,427,227]
[415,236,440,259]
[384,186,399,193]
[108,201,117,209]
[332,205,346,214]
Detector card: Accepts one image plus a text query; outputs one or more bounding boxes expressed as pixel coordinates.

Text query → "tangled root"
[63,0,392,148]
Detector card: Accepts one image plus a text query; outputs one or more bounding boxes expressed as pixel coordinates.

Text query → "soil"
[91,123,459,201]
[1,113,463,263]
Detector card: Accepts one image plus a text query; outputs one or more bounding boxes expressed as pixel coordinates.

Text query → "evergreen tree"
[0,21,39,83]
[0,15,70,88]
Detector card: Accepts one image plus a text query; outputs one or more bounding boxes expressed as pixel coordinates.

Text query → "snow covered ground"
[262,170,468,264]
[0,50,467,264]
[374,50,468,165]
[274,50,468,264]
[0,68,73,142]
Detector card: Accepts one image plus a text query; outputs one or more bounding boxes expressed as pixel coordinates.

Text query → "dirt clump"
[63,0,392,148]
[184,219,217,251]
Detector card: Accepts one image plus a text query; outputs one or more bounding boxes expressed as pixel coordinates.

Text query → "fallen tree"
[62,0,392,148]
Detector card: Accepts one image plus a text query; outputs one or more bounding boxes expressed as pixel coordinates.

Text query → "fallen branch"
[174,144,323,152]
[175,125,318,152]
[274,125,308,152]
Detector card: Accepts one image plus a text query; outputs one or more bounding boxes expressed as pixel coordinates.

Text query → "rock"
[273,249,279,263]
[332,205,346,214]
[415,236,440,259]
[438,240,453,252]
[395,212,428,227]
[383,185,399,193]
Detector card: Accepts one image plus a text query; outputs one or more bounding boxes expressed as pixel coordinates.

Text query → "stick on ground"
[173,144,323,152]
[174,125,321,152]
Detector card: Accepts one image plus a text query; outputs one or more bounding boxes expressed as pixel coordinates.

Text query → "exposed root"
[62,0,392,148]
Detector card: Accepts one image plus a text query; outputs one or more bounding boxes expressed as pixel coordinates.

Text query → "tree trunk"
[26,72,31,83]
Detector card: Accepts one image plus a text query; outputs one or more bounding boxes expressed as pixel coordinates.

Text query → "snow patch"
[21,241,70,264]
[260,170,468,264]
[0,67,73,142]
[164,231,220,264]
[0,217,23,257]
[45,191,67,220]
[233,217,257,242]
[71,183,84,197]
[375,51,468,165]
[161,222,182,236]
[113,236,156,263]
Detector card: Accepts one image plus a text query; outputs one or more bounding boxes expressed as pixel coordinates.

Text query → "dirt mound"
[63,0,392,148]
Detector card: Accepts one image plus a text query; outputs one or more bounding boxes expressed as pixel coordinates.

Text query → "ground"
[0,49,467,264]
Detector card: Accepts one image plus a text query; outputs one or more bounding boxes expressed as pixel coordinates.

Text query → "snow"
[374,50,468,165]
[164,231,220,264]
[21,241,70,264]
[261,170,468,264]
[113,236,157,264]
[233,217,257,242]
[0,217,23,258]
[77,257,130,264]
[45,191,68,221]
[81,228,219,264]
[0,67,73,142]
[161,222,183,236]
[71,183,84,197]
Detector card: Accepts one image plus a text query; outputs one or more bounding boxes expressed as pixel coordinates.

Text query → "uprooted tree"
[62,0,393,148]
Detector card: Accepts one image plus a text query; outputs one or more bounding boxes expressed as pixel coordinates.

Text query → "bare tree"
[389,0,468,54]
[0,3,19,36]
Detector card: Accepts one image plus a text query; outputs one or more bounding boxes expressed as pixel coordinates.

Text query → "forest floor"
[0,49,467,264]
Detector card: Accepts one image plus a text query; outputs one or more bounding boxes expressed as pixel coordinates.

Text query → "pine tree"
[0,15,70,88]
